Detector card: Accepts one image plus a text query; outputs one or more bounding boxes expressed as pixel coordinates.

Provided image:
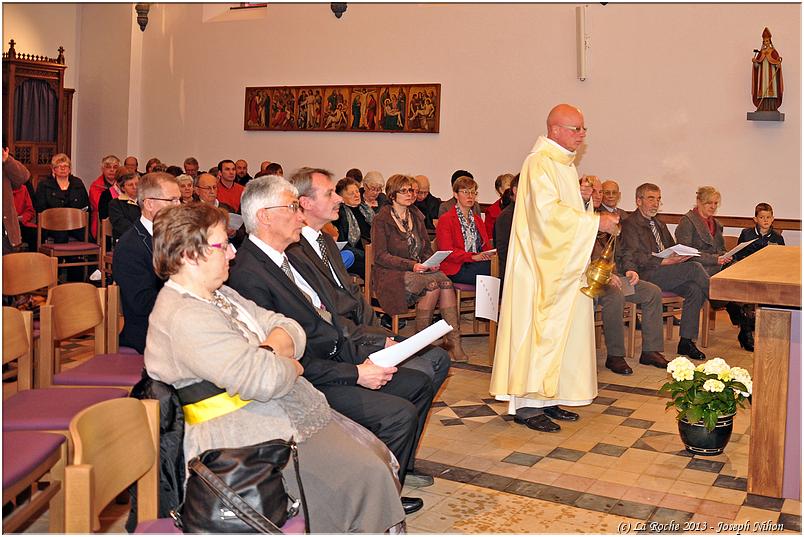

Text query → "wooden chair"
[64,398,161,533]
[2,252,58,384]
[363,243,417,334]
[2,306,128,530]
[98,218,114,287]
[487,255,500,362]
[660,292,685,340]
[594,302,637,358]
[3,431,67,533]
[37,208,101,282]
[41,283,143,391]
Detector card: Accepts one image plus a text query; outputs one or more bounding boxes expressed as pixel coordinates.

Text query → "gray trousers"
[644,262,710,340]
[597,280,664,356]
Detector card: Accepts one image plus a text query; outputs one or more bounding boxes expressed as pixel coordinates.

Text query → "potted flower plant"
[660,357,752,456]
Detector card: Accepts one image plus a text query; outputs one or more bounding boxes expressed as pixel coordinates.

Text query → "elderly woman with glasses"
[144,203,405,533]
[435,176,496,285]
[361,170,389,212]
[674,186,731,277]
[35,153,89,243]
[176,174,196,204]
[334,177,373,278]
[371,174,469,362]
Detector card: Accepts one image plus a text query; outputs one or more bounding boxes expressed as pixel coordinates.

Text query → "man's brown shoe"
[605,355,633,375]
[639,351,669,369]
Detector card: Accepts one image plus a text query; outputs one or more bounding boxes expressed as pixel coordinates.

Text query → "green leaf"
[703,411,717,432]
[686,406,703,424]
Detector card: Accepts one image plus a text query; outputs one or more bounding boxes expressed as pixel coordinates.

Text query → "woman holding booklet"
[435,175,497,284]
[674,186,732,277]
[371,173,469,362]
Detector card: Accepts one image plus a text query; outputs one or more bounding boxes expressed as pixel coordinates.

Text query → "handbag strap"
[189,458,284,534]
[289,442,311,533]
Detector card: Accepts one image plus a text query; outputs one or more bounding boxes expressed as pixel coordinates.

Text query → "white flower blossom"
[703,379,725,393]
[667,356,695,382]
[702,358,731,376]
[730,367,753,396]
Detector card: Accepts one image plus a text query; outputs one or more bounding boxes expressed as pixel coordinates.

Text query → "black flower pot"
[678,413,735,456]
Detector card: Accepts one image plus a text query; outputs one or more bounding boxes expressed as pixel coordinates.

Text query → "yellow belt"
[182,392,251,425]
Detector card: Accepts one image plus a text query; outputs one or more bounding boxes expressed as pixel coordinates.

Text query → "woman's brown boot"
[415,307,435,333]
[440,306,469,363]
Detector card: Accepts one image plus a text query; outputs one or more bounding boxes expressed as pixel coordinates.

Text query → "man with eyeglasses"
[112,172,181,353]
[196,172,245,247]
[412,174,441,230]
[600,180,630,221]
[619,183,709,361]
[228,175,433,515]
[491,104,620,433]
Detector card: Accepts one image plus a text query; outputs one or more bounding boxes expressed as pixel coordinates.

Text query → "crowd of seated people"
[3,139,793,531]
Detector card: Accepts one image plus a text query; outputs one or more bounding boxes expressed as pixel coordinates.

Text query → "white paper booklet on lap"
[422,250,452,267]
[652,245,700,258]
[369,320,453,368]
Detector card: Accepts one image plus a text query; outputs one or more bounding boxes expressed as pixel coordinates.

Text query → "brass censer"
[581,225,621,298]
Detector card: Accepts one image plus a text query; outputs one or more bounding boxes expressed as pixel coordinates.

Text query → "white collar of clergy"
[536,136,577,166]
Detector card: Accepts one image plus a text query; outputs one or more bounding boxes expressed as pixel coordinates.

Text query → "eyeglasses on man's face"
[263,201,300,213]
[559,124,588,134]
[197,185,218,191]
[365,185,382,192]
[146,197,181,205]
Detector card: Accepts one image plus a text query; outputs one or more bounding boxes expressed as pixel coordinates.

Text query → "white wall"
[4,3,801,224]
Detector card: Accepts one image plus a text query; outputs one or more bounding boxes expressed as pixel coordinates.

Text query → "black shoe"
[605,355,633,375]
[513,414,561,432]
[677,338,706,360]
[726,302,743,326]
[543,406,579,421]
[737,329,754,352]
[638,351,669,369]
[401,496,423,515]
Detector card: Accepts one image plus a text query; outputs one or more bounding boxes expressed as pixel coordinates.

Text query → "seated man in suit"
[588,177,666,374]
[112,172,181,353]
[619,182,709,360]
[227,176,434,513]
[599,179,630,221]
[287,167,450,403]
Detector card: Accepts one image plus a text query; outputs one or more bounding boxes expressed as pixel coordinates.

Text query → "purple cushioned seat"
[282,515,306,534]
[2,431,65,489]
[3,388,128,431]
[53,353,144,387]
[453,283,476,292]
[134,518,182,533]
[41,241,98,252]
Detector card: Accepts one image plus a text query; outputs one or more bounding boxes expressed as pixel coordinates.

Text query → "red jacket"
[89,175,117,238]
[483,198,503,239]
[12,185,36,228]
[435,206,493,276]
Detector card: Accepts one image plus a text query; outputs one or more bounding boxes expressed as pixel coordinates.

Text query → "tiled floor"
[12,311,802,533]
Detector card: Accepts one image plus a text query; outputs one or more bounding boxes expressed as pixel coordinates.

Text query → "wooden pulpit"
[710,245,801,499]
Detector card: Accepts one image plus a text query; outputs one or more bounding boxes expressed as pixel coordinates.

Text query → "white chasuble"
[490,136,599,410]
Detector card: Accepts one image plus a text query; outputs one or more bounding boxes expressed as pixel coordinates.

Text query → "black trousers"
[448,260,491,285]
[318,367,434,485]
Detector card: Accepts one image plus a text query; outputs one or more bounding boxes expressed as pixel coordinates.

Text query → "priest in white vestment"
[490,104,620,432]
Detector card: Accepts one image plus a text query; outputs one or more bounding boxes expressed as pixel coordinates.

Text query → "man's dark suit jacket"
[227,237,363,387]
[494,202,515,283]
[286,233,387,355]
[413,193,442,230]
[619,211,677,281]
[112,219,163,353]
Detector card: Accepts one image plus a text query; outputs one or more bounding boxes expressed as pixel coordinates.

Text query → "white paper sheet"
[336,241,348,250]
[422,250,452,267]
[227,213,244,230]
[651,244,700,258]
[369,320,454,368]
[475,275,500,321]
[723,238,758,258]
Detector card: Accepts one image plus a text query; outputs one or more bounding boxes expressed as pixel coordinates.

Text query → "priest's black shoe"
[638,351,669,369]
[677,338,706,360]
[514,414,560,432]
[543,406,579,421]
[401,497,423,515]
[605,355,633,375]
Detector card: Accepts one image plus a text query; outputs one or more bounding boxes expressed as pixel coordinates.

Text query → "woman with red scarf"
[674,186,732,277]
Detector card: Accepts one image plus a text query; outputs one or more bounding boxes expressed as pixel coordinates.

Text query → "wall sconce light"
[330,3,347,19]
[135,3,151,32]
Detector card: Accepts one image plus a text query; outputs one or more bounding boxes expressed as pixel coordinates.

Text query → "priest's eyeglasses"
[264,201,300,213]
[559,125,588,133]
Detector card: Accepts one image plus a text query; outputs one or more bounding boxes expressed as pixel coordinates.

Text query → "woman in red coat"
[436,176,496,285]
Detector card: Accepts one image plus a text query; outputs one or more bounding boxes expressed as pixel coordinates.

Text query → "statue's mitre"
[762,27,772,39]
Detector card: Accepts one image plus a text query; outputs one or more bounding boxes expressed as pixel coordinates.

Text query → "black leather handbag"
[172,438,309,534]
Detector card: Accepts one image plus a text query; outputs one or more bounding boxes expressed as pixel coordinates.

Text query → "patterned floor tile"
[589,442,628,457]
[603,406,636,417]
[546,447,586,462]
[686,458,726,473]
[501,451,542,467]
[744,493,786,511]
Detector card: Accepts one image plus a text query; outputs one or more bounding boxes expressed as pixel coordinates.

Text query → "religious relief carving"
[747,27,784,121]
